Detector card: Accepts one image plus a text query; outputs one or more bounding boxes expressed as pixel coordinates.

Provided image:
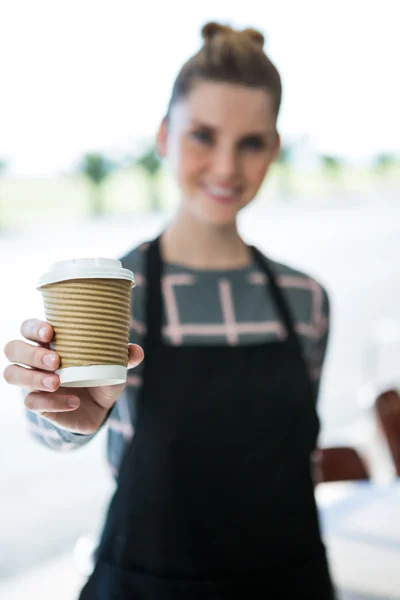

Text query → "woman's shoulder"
[268,256,326,286]
[119,242,149,276]
[262,254,330,316]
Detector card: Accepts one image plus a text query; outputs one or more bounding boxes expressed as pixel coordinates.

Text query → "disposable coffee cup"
[37,258,135,387]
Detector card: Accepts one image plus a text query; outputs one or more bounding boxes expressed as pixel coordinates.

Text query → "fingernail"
[43,376,56,389]
[68,397,79,408]
[43,354,57,368]
[39,327,48,341]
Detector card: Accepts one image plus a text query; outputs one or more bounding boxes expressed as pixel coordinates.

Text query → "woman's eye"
[240,137,266,151]
[191,130,213,144]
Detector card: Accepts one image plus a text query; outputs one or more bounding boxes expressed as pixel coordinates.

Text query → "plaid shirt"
[27,242,330,477]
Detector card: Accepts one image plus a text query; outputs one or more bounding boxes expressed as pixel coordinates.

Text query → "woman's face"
[157,80,280,226]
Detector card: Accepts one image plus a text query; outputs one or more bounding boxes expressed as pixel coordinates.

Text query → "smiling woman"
[157,22,281,230]
[159,82,280,228]
[3,21,335,600]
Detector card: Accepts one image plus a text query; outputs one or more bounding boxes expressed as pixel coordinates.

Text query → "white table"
[317,481,400,599]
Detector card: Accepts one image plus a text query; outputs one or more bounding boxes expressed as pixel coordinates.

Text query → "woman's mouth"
[202,184,242,204]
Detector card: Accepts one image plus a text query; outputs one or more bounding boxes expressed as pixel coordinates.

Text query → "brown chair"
[312,446,370,485]
[375,389,400,477]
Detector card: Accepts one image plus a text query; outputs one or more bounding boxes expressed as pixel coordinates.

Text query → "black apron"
[79,237,335,599]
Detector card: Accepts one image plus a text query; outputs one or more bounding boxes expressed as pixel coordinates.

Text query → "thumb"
[127,343,144,369]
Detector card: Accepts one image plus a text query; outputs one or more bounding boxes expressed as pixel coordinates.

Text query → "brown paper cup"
[37,259,135,387]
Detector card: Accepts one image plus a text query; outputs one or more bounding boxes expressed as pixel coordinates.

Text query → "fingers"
[3,319,59,388]
[127,344,144,369]
[24,391,80,413]
[3,363,60,392]
[4,339,60,372]
[20,319,54,344]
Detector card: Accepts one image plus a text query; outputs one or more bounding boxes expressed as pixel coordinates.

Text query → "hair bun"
[201,22,231,42]
[201,22,265,49]
[242,28,265,48]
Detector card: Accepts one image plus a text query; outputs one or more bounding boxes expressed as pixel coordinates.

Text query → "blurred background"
[0,0,399,598]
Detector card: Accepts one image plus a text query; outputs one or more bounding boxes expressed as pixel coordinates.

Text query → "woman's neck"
[161,209,252,270]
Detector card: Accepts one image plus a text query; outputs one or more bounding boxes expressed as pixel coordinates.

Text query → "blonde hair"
[167,22,282,117]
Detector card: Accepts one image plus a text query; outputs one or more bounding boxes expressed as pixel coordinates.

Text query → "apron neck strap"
[249,246,301,349]
[144,235,163,343]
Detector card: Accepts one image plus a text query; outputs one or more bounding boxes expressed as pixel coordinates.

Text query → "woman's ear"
[272,132,281,162]
[156,117,168,158]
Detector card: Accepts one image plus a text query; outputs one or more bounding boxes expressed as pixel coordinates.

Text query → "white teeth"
[207,186,237,197]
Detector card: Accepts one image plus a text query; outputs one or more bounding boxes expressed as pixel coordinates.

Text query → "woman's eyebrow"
[189,120,276,138]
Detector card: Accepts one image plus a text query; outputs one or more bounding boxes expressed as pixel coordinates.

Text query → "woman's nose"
[212,145,238,179]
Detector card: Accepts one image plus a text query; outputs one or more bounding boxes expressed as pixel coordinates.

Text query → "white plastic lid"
[37,258,135,288]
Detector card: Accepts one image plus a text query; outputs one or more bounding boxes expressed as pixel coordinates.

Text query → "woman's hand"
[3,318,144,434]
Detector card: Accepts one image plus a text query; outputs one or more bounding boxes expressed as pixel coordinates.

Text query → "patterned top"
[26,242,330,477]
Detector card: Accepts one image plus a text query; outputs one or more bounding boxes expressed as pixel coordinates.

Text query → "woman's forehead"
[171,81,277,131]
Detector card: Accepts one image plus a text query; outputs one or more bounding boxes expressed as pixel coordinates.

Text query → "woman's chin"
[195,200,246,227]
[199,209,239,227]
